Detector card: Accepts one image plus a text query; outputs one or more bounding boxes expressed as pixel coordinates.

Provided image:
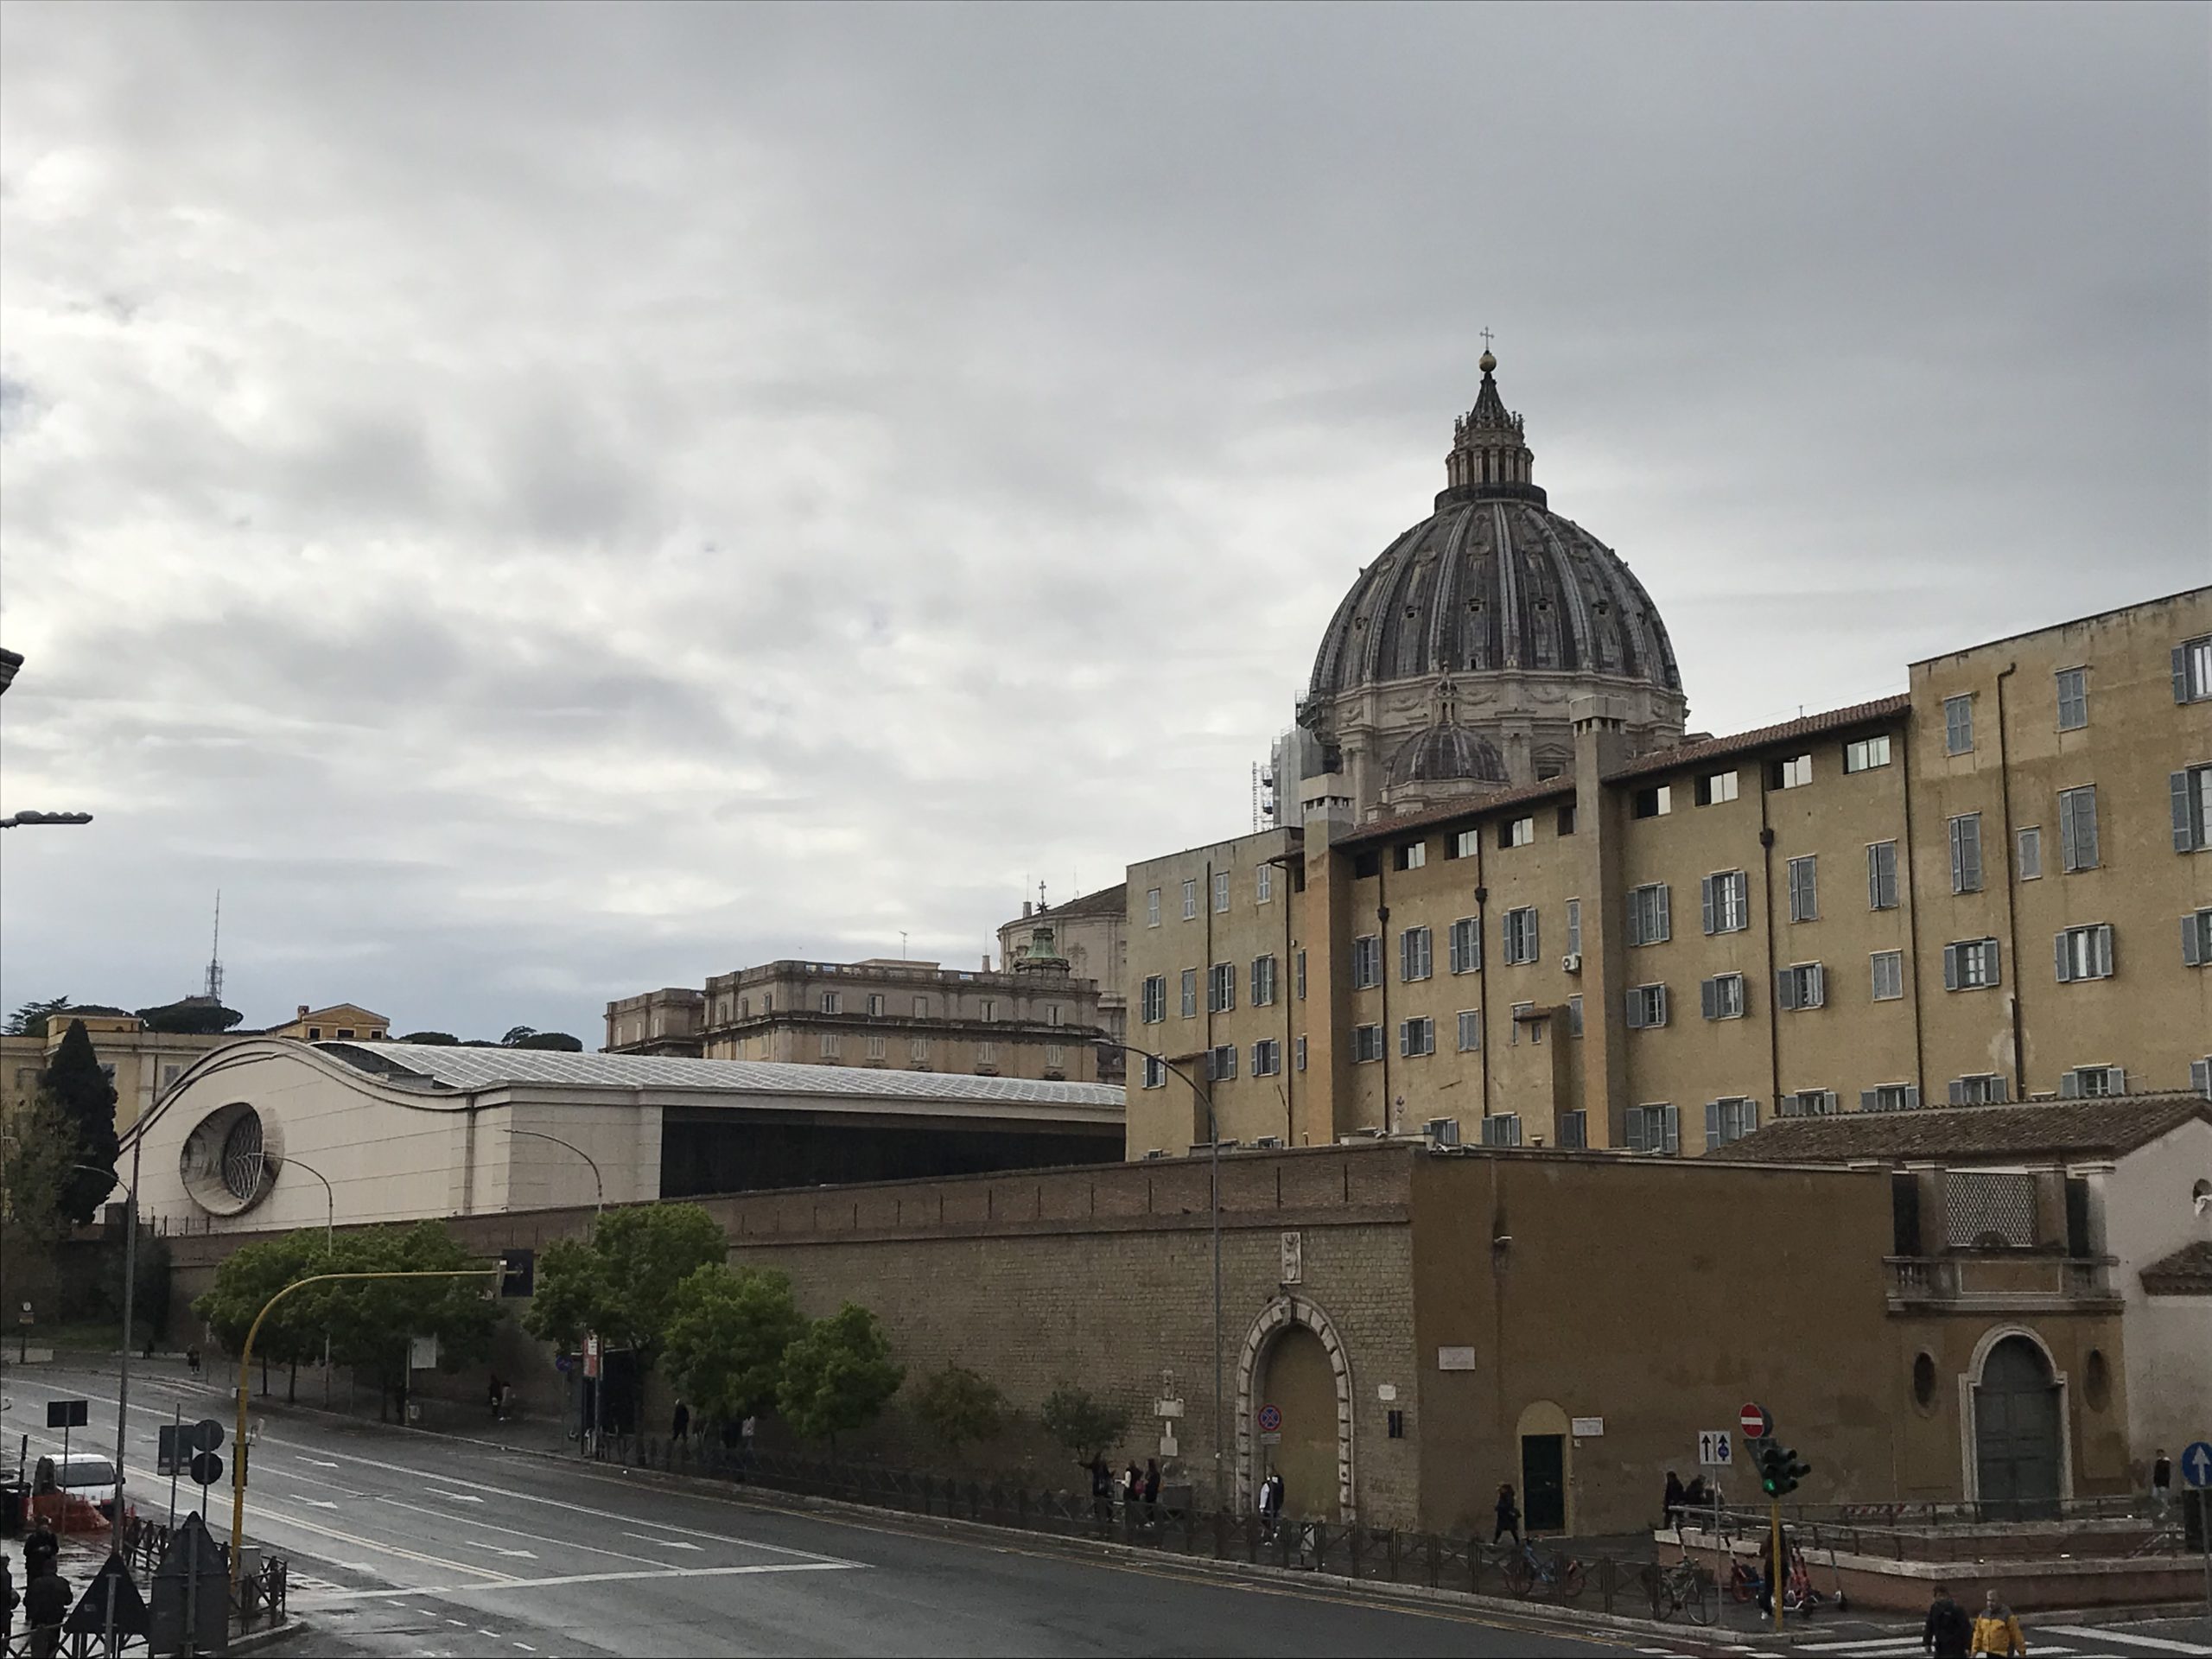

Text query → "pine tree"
[40,1019,119,1224]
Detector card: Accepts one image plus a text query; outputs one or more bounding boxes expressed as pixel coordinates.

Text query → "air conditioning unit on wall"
[1561,952,1582,974]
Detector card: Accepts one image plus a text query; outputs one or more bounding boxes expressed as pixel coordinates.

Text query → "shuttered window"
[1209,963,1236,1013]
[1140,976,1166,1024]
[1502,907,1540,964]
[1777,962,1826,1010]
[1942,939,2001,990]
[2017,826,2043,880]
[1628,883,1671,945]
[1351,935,1382,988]
[2175,765,2212,852]
[1625,983,1669,1028]
[2182,909,2212,968]
[1948,814,1982,893]
[1251,955,1277,1007]
[1456,1010,1482,1052]
[1787,855,1819,922]
[1944,695,1974,754]
[1780,1090,1836,1116]
[2056,667,2088,730]
[1860,1084,1922,1113]
[1481,1114,1523,1147]
[1399,1017,1435,1058]
[1625,1104,1680,1154]
[1351,1024,1383,1063]
[1180,969,1198,1018]
[1867,841,1899,910]
[1871,950,1904,1001]
[2176,636,2212,702]
[2059,785,2100,871]
[1400,926,1433,982]
[1449,917,1482,974]
[1705,1096,1759,1147]
[1948,1074,2009,1104]
[1252,1039,1281,1077]
[2055,924,2115,982]
[2059,1065,2126,1098]
[1701,870,1750,934]
[1700,974,1746,1020]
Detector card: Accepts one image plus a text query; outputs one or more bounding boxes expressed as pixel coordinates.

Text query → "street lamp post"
[1102,1041,1224,1513]
[503,1128,606,1453]
[69,1153,137,1527]
[270,1154,338,1402]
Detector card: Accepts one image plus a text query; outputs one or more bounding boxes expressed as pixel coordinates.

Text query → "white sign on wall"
[1571,1416,1605,1438]
[1437,1345,1478,1371]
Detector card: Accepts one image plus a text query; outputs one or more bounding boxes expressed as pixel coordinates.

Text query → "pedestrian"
[2151,1447,2173,1517]
[21,1521,58,1585]
[672,1399,691,1444]
[1124,1462,1142,1507]
[23,1564,69,1659]
[1662,1469,1687,1530]
[1493,1483,1522,1547]
[1090,1456,1113,1530]
[488,1373,506,1421]
[1,1551,18,1657]
[1683,1473,1710,1510]
[1257,1468,1278,1538]
[1143,1458,1161,1516]
[1969,1590,2025,1658]
[1922,1582,1973,1659]
[185,1344,201,1378]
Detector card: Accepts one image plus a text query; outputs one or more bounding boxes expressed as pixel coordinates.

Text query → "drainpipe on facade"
[1376,859,1392,1131]
[1993,664,2027,1102]
[1899,721,1930,1104]
[1475,832,1491,1125]
[1758,777,1783,1113]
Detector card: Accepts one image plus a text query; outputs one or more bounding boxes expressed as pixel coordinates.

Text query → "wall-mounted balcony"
[1884,1252,2120,1314]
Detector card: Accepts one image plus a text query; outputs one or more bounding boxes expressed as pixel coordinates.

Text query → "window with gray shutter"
[1949,813,1982,893]
[1705,1096,1758,1147]
[1252,955,1277,1006]
[1351,935,1381,988]
[1944,694,1974,753]
[1626,984,1667,1028]
[2177,637,2212,703]
[1788,855,1818,921]
[2017,825,2043,880]
[1870,950,1904,1001]
[1565,898,1582,955]
[1180,968,1198,1017]
[1558,1110,1588,1147]
[1700,973,1745,1020]
[1449,916,1481,973]
[1141,975,1166,1023]
[2059,785,2099,871]
[1456,1010,1482,1052]
[2056,666,2088,730]
[1701,870,1748,934]
[2176,766,2212,853]
[1867,842,1898,910]
[1777,963,1824,1010]
[1401,926,1433,982]
[1209,962,1236,1013]
[1480,1114,1522,1147]
[2183,909,2212,968]
[1629,884,1671,945]
[1942,938,1999,989]
[2193,1058,2212,1099]
[2055,923,2114,982]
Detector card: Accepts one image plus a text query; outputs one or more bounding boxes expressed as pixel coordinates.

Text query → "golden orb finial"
[1478,349,1497,374]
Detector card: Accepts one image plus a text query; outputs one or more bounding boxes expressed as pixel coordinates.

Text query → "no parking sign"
[1257,1404,1282,1433]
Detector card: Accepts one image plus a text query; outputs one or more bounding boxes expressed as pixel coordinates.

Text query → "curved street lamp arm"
[504,1126,606,1213]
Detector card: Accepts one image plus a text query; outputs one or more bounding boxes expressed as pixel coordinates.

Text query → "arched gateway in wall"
[1236,1296,1354,1520]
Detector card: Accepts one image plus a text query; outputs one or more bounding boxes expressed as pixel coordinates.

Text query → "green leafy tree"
[777,1304,903,1451]
[520,1203,726,1378]
[663,1264,806,1427]
[135,998,245,1035]
[192,1230,330,1398]
[512,1032,583,1052]
[396,1031,460,1046]
[500,1026,538,1046]
[40,1020,118,1224]
[1039,1384,1131,1466]
[0,1094,79,1244]
[912,1364,1007,1457]
[5,995,73,1038]
[310,1222,503,1415]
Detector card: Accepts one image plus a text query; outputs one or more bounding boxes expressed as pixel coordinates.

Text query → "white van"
[33,1452,120,1518]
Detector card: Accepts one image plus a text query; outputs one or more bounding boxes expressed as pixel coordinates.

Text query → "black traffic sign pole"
[168,1403,183,1529]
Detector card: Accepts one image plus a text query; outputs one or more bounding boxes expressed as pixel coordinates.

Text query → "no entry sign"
[1739,1402,1772,1439]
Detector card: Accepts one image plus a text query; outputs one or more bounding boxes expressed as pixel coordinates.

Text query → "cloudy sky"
[2,3,2205,1043]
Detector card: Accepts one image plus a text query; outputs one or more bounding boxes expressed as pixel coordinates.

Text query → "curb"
[230,1616,306,1654]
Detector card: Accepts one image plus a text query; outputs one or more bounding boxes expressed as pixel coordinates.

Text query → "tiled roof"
[1604,696,1912,783]
[319,1040,1125,1109]
[2139,1240,2212,1296]
[1335,694,1912,849]
[1705,1095,2210,1164]
[1036,883,1128,922]
[1338,779,1575,849]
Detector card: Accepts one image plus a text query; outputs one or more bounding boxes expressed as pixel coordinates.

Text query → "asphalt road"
[3,1357,1650,1659]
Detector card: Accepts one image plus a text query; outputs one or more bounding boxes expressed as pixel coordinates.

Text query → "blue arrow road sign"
[2182,1440,2212,1489]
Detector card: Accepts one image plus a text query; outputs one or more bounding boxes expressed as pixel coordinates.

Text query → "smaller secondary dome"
[1388,721,1509,789]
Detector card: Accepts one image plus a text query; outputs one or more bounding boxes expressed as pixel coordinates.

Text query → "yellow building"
[2,1014,242,1135]
[262,1003,391,1042]
[1126,588,2212,1159]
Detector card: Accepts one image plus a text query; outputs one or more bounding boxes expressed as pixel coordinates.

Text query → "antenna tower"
[204,892,225,1004]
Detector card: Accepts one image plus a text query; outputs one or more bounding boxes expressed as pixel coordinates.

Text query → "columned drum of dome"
[1300,352,1688,817]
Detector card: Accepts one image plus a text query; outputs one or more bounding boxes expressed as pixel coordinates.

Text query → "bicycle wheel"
[1556,1556,1586,1601]
[1502,1553,1535,1598]
[1682,1573,1715,1625]
[1728,1563,1758,1604]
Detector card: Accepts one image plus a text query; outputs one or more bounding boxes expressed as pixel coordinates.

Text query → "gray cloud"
[1,2,2204,1040]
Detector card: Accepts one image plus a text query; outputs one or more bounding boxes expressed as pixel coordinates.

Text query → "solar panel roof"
[318,1041,1125,1109]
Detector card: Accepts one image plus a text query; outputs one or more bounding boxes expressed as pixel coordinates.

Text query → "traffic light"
[499,1249,536,1299]
[1759,1441,1811,1497]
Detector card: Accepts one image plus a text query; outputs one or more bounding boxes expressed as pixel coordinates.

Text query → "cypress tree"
[41,1019,119,1224]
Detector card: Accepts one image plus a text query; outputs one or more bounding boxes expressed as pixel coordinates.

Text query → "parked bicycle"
[1499,1538,1586,1600]
[1647,1540,1713,1624]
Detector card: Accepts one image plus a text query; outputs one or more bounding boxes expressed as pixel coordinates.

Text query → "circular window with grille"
[181,1101,281,1217]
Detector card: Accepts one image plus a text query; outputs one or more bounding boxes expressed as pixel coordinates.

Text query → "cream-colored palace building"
[1122,359,2211,1159]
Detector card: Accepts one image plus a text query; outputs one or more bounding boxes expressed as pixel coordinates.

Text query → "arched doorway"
[1516,1400,1573,1535]
[1974,1335,2062,1518]
[1257,1325,1339,1522]
[1234,1296,1354,1519]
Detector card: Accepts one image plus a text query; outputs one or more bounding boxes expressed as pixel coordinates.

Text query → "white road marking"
[306,1560,864,1603]
[466,1541,538,1559]
[298,1456,341,1468]
[2044,1630,2212,1656]
[622,1532,702,1550]
[292,1497,340,1510]
[254,1433,859,1564]
[512,1645,537,1654]
[426,1488,486,1503]
[372,1494,690,1570]
[245,1503,518,1583]
[479,1632,500,1641]
[1796,1642,1934,1656]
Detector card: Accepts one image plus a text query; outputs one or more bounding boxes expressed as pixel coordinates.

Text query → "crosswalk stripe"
[2044,1628,2212,1656]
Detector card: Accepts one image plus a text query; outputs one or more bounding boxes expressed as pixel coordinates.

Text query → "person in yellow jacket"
[1970,1589,2026,1657]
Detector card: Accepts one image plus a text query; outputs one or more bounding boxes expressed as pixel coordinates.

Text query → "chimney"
[297,1004,310,1020]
